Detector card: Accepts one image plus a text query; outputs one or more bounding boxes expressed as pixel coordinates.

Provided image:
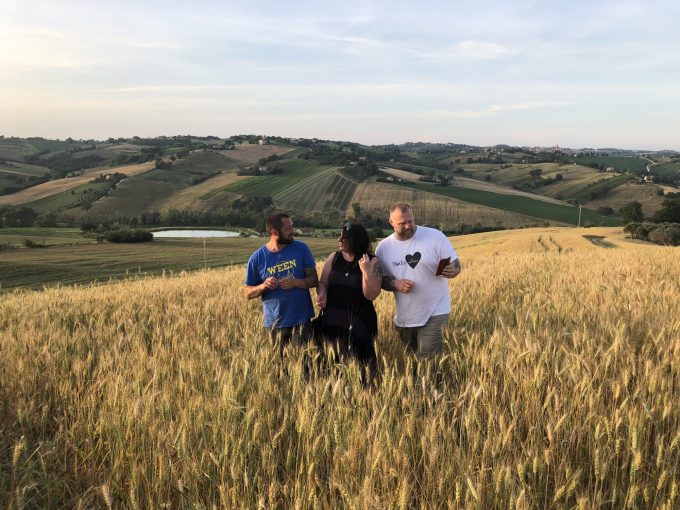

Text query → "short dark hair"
[266,212,290,234]
[340,222,372,257]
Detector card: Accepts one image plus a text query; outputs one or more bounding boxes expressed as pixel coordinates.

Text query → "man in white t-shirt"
[375,203,461,357]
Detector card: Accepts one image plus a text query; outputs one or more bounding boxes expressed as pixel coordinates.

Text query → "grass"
[0,236,341,291]
[89,151,237,216]
[350,182,547,228]
[1,227,678,507]
[652,162,680,178]
[568,174,633,202]
[24,182,112,213]
[393,181,621,226]
[273,169,355,211]
[225,160,335,198]
[566,156,649,174]
[0,228,91,248]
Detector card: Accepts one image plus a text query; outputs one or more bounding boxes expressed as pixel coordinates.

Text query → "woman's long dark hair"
[340,223,372,259]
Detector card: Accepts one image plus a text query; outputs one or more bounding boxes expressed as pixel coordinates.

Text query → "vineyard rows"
[274,169,356,212]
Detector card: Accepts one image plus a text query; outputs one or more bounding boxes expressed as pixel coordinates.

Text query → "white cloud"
[450,40,511,59]
[488,101,574,112]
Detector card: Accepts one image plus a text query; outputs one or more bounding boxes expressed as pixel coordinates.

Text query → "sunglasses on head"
[343,223,352,231]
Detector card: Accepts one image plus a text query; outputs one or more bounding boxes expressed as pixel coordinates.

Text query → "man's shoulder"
[249,244,268,258]
[291,239,310,248]
[376,234,396,250]
[290,240,313,254]
[417,226,448,240]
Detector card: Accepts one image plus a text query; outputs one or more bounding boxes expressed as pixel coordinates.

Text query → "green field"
[0,164,51,194]
[566,156,649,174]
[0,236,340,291]
[0,227,90,247]
[0,138,78,160]
[225,160,335,198]
[273,168,356,211]
[394,181,621,226]
[24,181,112,213]
[568,174,634,202]
[88,151,239,216]
[0,163,50,177]
[652,162,680,178]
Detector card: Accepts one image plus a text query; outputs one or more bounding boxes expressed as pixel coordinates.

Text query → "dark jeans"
[267,321,313,351]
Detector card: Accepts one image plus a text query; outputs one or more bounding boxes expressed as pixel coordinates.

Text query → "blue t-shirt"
[245,241,315,328]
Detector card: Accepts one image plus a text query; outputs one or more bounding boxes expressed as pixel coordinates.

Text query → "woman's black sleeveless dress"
[322,251,378,366]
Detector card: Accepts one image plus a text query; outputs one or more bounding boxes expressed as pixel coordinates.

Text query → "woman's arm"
[315,252,335,308]
[359,254,382,301]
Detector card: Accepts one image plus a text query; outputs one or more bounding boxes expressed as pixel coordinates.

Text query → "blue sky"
[1,0,679,149]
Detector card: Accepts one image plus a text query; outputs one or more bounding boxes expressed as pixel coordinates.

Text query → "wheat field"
[349,182,546,229]
[1,228,679,508]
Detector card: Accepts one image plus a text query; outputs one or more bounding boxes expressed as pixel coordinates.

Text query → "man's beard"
[277,233,293,244]
[396,229,415,240]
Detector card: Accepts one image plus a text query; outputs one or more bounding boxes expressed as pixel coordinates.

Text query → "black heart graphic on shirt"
[405,252,421,269]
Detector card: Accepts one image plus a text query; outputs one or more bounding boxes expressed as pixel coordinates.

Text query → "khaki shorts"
[396,314,449,357]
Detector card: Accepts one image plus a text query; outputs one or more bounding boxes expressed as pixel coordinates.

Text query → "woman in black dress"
[315,223,382,372]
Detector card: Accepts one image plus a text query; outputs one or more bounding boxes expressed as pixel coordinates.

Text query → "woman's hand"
[359,254,376,274]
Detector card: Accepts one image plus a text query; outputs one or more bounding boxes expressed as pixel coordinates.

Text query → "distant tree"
[620,201,644,223]
[651,197,680,223]
[596,206,614,216]
[529,168,542,178]
[351,202,362,219]
[555,173,563,181]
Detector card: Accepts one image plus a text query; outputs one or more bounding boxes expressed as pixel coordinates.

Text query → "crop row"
[395,181,620,226]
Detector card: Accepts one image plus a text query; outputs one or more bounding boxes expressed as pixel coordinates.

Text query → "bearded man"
[244,212,318,346]
[376,203,461,357]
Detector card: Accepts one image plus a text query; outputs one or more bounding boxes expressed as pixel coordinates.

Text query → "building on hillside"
[258,137,269,145]
[295,227,316,236]
[644,175,654,183]
[606,167,616,173]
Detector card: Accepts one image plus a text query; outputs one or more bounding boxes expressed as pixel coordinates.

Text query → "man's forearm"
[298,275,318,289]
[381,275,395,291]
[303,268,319,289]
[244,284,266,299]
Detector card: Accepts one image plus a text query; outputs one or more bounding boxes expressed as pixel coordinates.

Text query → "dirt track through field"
[0,162,155,206]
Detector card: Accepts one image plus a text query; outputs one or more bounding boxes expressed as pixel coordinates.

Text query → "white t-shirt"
[376,226,458,327]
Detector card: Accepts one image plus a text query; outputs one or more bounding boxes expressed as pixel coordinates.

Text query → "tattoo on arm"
[304,267,319,288]
[372,259,384,279]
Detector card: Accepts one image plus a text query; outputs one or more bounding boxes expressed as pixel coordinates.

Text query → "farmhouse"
[295,227,316,236]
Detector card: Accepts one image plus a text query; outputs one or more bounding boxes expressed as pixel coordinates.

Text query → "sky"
[1,0,679,149]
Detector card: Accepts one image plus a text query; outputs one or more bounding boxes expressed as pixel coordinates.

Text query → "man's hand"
[393,279,415,293]
[244,276,278,299]
[278,276,297,290]
[263,276,279,289]
[441,258,461,279]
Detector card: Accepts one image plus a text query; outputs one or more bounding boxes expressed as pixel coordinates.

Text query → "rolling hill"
[1,136,676,230]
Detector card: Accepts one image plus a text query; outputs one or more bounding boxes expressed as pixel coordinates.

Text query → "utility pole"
[577,204,582,228]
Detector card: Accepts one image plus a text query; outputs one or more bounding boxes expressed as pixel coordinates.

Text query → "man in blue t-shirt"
[244,212,318,347]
